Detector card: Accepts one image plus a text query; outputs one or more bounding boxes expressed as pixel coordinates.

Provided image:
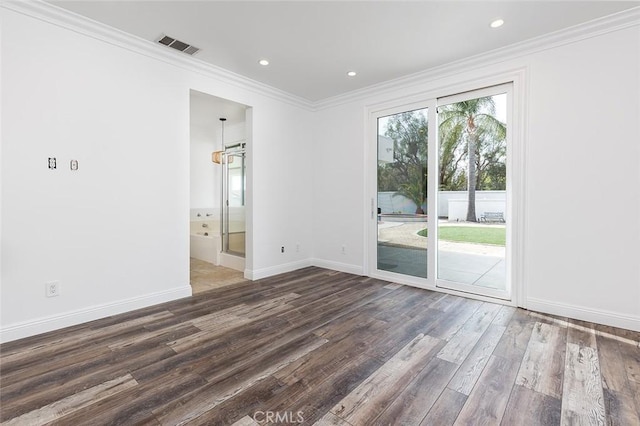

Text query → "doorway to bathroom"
[189,90,251,293]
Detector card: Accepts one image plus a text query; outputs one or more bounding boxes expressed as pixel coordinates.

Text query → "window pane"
[437,93,507,290]
[377,108,429,279]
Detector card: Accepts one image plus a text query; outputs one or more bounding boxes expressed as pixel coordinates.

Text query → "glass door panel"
[436,88,510,299]
[377,108,429,279]
[222,146,246,257]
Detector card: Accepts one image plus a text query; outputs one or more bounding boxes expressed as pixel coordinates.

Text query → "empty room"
[1,1,639,425]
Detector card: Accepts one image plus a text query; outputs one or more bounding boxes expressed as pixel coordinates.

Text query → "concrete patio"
[377,221,506,290]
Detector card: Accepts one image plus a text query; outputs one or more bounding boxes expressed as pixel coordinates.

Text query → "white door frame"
[435,83,513,300]
[367,99,436,290]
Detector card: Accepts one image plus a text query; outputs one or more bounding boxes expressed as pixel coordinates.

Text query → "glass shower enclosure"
[220,142,246,257]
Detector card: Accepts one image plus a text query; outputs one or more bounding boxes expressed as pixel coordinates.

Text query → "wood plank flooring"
[1,267,639,425]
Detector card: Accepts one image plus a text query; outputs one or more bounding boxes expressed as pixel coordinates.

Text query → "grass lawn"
[418,226,506,246]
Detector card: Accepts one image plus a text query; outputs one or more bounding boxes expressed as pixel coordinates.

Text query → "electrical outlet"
[341,245,346,255]
[48,157,57,170]
[281,246,285,253]
[45,281,60,297]
[296,243,300,253]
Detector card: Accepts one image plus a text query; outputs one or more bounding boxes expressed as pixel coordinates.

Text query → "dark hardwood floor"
[1,267,639,425]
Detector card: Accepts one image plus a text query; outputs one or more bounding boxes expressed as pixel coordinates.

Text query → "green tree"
[396,164,427,214]
[476,131,507,190]
[438,97,506,221]
[378,110,428,214]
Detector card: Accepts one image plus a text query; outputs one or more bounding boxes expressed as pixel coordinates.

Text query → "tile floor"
[190,257,247,294]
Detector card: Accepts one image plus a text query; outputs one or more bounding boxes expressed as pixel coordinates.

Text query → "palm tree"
[394,164,426,214]
[438,97,506,221]
[438,119,466,190]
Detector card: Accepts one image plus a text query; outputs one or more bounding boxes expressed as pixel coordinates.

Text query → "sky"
[377,93,507,137]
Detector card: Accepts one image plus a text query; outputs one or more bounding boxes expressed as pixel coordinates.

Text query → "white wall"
[0,5,313,342]
[313,24,640,330]
[190,97,246,211]
[524,26,640,327]
[190,116,218,210]
[312,103,367,275]
[1,3,637,342]
[377,190,506,217]
[438,191,505,217]
[249,101,313,276]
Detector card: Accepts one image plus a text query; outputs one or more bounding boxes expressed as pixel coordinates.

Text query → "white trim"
[527,297,640,332]
[369,270,517,308]
[245,259,314,281]
[366,99,436,288]
[437,279,511,301]
[370,269,431,290]
[247,259,364,281]
[312,259,364,276]
[315,7,640,110]
[427,104,438,287]
[246,259,364,281]
[0,285,192,343]
[437,83,512,108]
[219,253,246,273]
[511,69,529,309]
[242,260,640,332]
[361,108,372,277]
[434,82,514,302]
[2,1,637,112]
[0,0,314,111]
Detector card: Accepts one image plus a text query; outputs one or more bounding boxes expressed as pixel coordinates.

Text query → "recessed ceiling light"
[347,71,357,77]
[490,19,504,28]
[258,59,269,66]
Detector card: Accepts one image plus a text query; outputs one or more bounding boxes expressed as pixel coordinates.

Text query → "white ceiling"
[190,90,248,129]
[51,1,638,102]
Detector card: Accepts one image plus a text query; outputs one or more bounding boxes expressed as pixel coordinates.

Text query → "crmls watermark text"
[252,411,305,423]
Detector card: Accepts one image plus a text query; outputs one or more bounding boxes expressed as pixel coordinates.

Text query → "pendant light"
[212,117,227,164]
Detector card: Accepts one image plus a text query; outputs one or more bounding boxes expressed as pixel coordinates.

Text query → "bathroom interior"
[190,90,250,293]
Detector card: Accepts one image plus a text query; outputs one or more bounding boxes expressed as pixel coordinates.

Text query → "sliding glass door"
[376,106,430,279]
[436,85,511,299]
[371,83,513,301]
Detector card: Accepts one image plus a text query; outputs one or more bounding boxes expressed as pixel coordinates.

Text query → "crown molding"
[0,0,316,111]
[314,6,640,110]
[2,1,638,112]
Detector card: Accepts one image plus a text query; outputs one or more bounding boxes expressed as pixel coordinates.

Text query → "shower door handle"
[371,198,375,220]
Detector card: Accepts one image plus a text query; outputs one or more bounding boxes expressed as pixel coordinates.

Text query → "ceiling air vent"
[157,35,200,56]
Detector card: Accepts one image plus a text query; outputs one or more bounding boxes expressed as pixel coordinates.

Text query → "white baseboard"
[6,264,636,345]
[527,297,640,332]
[220,252,245,272]
[311,259,364,276]
[245,259,313,281]
[0,285,192,343]
[245,259,363,281]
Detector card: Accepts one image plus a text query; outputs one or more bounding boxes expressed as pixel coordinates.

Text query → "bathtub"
[190,222,222,265]
[189,219,245,270]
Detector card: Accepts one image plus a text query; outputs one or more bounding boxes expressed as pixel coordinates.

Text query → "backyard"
[377,220,506,287]
[417,224,505,246]
[377,220,506,250]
